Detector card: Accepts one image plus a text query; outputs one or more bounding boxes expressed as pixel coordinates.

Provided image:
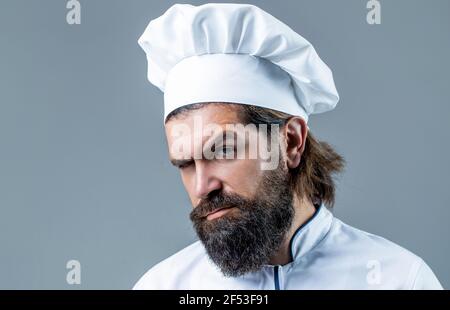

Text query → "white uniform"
[134,204,442,290]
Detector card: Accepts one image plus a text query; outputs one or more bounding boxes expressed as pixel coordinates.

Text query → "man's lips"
[205,207,235,220]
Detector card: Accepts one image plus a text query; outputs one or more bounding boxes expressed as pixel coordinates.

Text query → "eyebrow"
[170,158,194,168]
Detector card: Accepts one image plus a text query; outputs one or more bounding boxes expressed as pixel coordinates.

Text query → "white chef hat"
[138,3,339,123]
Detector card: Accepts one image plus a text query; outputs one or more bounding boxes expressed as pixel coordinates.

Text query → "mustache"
[190,192,249,221]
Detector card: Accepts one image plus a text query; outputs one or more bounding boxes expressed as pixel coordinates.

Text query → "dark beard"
[189,164,294,277]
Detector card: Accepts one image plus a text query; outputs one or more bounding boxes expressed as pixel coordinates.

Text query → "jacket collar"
[289,202,334,262]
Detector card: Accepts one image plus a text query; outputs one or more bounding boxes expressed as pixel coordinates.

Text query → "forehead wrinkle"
[167,104,242,158]
[193,107,241,145]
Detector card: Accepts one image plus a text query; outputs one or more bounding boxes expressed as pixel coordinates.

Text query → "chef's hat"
[138,3,339,123]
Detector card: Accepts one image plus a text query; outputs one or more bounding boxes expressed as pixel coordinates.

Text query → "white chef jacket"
[133,204,443,290]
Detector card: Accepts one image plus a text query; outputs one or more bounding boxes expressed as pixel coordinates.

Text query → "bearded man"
[133,3,442,289]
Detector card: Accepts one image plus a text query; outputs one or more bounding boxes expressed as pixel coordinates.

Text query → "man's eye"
[178,161,193,169]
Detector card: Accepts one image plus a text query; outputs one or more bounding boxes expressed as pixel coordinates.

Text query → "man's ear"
[283,117,308,169]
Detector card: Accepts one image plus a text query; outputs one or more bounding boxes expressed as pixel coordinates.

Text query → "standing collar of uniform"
[289,202,333,263]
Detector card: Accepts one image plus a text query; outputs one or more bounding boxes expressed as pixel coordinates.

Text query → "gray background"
[0,0,449,289]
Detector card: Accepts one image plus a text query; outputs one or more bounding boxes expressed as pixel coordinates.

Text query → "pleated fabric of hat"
[138,3,339,123]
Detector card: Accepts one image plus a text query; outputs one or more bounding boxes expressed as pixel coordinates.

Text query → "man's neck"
[268,196,317,266]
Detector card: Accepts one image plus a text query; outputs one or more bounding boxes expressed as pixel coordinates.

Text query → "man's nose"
[194,162,222,199]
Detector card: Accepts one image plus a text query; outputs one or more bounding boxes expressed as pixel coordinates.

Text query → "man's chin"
[195,223,273,277]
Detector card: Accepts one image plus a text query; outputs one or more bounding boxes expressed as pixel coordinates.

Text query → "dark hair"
[166,102,345,208]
